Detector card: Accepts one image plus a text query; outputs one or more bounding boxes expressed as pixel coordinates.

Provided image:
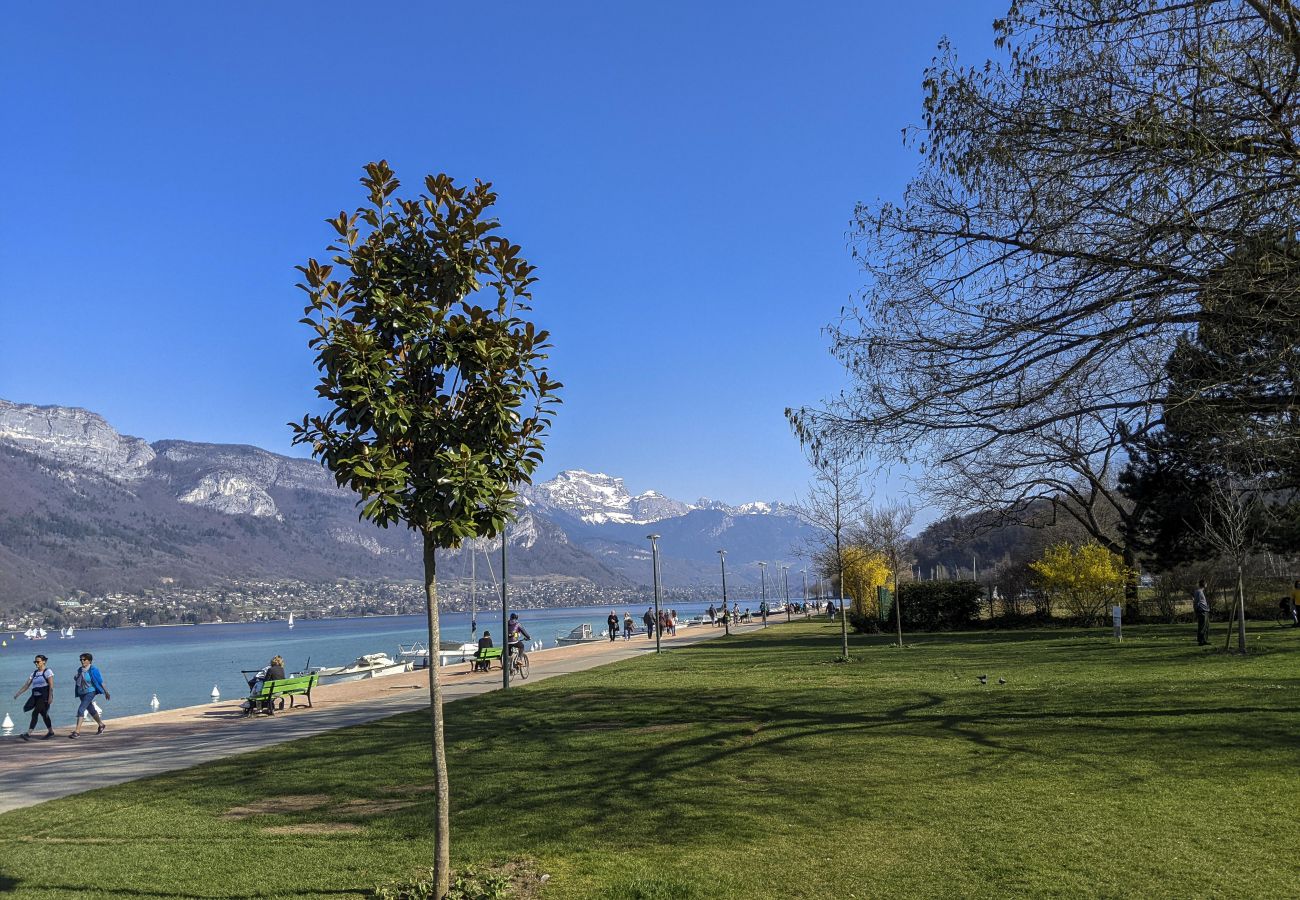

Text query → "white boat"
[59,626,75,639]
[287,612,295,629]
[25,627,47,640]
[555,623,603,645]
[312,653,411,683]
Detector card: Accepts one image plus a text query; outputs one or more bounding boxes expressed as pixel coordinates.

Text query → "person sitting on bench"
[474,631,494,671]
[244,655,286,713]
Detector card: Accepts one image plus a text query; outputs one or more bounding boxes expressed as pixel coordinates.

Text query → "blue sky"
[0,1,1005,507]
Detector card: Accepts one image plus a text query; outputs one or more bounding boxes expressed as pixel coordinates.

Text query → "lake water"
[0,599,763,729]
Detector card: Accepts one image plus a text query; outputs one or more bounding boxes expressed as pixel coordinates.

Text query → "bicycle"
[508,642,530,681]
[1276,598,1299,628]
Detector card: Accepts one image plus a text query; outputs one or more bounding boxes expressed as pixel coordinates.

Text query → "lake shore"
[0,618,767,813]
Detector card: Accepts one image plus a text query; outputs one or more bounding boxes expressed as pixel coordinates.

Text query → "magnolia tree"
[291,162,561,896]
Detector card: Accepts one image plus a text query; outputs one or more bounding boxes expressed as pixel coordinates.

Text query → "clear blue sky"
[0,1,1005,507]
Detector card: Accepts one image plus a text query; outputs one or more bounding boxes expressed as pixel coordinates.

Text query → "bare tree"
[1198,480,1266,654]
[790,1,1300,587]
[858,503,917,648]
[796,453,866,658]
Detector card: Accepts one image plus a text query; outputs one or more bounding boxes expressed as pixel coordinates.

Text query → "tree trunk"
[837,536,848,658]
[1122,545,1140,622]
[1236,562,1248,654]
[893,570,904,648]
[423,532,451,898]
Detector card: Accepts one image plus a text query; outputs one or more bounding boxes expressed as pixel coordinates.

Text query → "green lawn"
[2,621,1298,899]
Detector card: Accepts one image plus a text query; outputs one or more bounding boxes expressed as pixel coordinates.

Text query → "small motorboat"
[312,653,411,683]
[555,623,604,645]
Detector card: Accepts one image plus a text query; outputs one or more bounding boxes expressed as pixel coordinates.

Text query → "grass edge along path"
[1,621,1298,899]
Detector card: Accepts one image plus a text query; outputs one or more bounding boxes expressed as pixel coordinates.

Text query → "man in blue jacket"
[70,652,110,738]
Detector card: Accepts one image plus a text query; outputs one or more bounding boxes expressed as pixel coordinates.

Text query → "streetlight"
[647,534,662,653]
[717,549,730,636]
[757,561,767,627]
[782,565,791,621]
[802,568,809,618]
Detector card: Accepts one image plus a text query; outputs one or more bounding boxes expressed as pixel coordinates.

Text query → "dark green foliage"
[291,161,561,546]
[897,581,982,631]
[1122,236,1300,569]
[846,606,882,634]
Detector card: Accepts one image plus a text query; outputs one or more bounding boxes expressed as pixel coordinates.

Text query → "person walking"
[642,607,656,640]
[623,611,634,640]
[1193,579,1211,646]
[70,652,110,738]
[14,654,55,740]
[607,611,620,642]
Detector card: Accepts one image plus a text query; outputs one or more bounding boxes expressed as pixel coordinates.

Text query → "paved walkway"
[0,619,776,814]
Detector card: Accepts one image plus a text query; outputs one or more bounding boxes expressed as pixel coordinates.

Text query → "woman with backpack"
[70,652,110,738]
[13,654,55,740]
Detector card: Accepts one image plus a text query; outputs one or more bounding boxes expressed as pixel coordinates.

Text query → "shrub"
[1029,542,1130,626]
[374,867,511,900]
[847,607,883,633]
[896,581,983,631]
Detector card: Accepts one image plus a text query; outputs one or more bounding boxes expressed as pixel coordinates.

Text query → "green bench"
[243,673,319,717]
[471,646,503,672]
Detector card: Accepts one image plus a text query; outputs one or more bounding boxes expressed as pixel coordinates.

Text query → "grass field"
[1,620,1298,899]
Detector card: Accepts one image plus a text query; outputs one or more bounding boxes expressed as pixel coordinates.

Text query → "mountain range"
[0,399,815,612]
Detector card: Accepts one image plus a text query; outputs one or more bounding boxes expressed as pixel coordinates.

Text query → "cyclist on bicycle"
[507,613,532,658]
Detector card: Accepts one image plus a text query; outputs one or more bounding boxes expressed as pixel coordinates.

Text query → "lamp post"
[802,568,809,618]
[501,528,510,690]
[717,549,730,636]
[647,534,662,653]
[757,561,767,627]
[782,565,791,621]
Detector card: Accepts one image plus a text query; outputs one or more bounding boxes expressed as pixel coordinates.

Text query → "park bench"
[471,646,503,672]
[243,673,318,717]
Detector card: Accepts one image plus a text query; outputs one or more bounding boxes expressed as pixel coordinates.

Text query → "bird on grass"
[998,677,1007,685]
[977,674,988,685]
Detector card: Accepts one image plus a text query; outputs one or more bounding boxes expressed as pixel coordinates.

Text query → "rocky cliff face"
[0,399,155,479]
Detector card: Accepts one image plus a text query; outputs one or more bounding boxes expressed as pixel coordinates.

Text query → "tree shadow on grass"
[0,872,18,893]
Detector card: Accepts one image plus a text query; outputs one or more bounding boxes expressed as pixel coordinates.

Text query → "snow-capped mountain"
[0,399,815,610]
[524,470,694,525]
[523,470,792,525]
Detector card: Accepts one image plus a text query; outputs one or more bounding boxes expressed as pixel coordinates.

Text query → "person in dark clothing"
[607,611,619,641]
[14,654,55,740]
[642,607,656,639]
[1192,580,1211,646]
[475,630,494,671]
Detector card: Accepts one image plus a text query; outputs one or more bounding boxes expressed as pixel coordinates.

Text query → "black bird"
[977,674,988,685]
[998,677,1007,685]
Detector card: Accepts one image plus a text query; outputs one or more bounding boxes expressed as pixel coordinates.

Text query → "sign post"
[1112,605,1123,642]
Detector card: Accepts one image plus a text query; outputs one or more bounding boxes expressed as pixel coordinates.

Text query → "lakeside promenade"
[0,618,779,815]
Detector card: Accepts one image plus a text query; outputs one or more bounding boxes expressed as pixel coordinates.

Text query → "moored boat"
[555,623,603,644]
[312,653,411,683]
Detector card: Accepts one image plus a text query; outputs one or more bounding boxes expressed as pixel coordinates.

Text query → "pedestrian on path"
[607,611,619,641]
[14,654,55,740]
[623,611,634,640]
[643,607,656,639]
[70,652,110,738]
[1193,580,1211,646]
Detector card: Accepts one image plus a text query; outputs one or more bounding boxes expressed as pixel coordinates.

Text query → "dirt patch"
[631,723,691,734]
[340,798,415,815]
[261,823,363,835]
[221,794,331,820]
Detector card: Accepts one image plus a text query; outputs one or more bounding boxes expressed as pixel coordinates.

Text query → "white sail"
[288,612,295,628]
